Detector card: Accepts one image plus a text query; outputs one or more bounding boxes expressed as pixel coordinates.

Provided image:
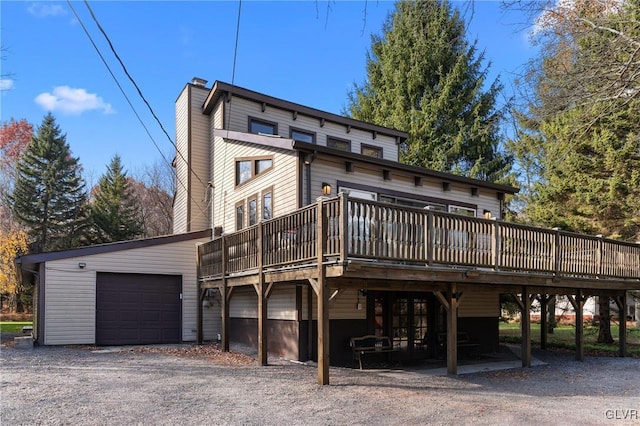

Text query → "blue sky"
[1,1,536,185]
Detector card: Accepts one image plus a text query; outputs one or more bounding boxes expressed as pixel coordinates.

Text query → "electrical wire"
[82,0,210,193]
[218,0,243,227]
[66,0,208,226]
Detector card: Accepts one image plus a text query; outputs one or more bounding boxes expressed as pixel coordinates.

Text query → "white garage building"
[16,230,219,346]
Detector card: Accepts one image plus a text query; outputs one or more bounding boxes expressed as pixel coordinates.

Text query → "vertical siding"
[43,236,212,345]
[188,86,211,231]
[458,291,499,318]
[173,87,189,233]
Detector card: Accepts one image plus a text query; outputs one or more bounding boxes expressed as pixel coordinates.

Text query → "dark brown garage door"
[96,272,181,345]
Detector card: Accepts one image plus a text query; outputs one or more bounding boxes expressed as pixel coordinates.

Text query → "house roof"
[201,81,408,143]
[15,229,211,267]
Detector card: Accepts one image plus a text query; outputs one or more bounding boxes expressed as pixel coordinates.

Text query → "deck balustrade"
[197,194,640,281]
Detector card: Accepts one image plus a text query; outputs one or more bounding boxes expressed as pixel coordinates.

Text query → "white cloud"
[35,86,115,115]
[27,3,67,18]
[0,79,14,91]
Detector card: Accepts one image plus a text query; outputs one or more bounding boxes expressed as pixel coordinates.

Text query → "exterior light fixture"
[78,262,86,269]
[321,182,331,196]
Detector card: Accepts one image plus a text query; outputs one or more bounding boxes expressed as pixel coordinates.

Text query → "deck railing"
[197,194,640,281]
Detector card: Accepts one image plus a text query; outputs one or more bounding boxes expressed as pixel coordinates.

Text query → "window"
[235,202,244,230]
[449,205,476,217]
[327,136,351,152]
[249,117,277,135]
[235,160,252,185]
[262,187,273,220]
[362,144,383,158]
[248,196,258,226]
[235,156,274,186]
[290,128,315,144]
[255,158,272,174]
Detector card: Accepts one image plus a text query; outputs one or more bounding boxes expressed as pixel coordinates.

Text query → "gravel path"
[1,342,639,425]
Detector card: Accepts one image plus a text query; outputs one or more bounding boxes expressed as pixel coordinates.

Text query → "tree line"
[2,0,637,330]
[0,113,173,312]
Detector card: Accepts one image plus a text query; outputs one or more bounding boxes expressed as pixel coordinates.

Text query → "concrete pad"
[13,336,33,349]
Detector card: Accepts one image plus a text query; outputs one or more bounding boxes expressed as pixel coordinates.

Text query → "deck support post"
[256,222,268,366]
[435,284,459,375]
[520,287,531,368]
[446,284,458,375]
[567,290,586,361]
[317,200,329,385]
[614,292,627,357]
[511,290,532,367]
[538,294,552,350]
[221,237,229,352]
[196,288,205,344]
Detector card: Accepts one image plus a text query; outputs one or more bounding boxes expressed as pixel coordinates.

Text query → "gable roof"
[15,229,211,266]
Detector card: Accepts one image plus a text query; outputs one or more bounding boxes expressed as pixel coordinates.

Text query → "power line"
[82,0,209,193]
[66,0,208,225]
[219,0,243,223]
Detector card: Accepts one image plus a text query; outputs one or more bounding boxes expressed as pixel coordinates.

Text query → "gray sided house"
[174,77,640,384]
[16,231,216,346]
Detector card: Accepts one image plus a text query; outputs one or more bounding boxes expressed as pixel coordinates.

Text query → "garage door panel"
[96,272,181,345]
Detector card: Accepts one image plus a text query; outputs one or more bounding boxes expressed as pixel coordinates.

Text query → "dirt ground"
[1,338,639,425]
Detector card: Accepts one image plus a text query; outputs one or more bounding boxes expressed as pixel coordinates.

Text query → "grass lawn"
[0,322,33,334]
[499,322,640,357]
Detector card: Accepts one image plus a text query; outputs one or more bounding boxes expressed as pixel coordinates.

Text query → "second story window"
[290,128,315,144]
[248,196,258,226]
[327,136,351,152]
[249,117,277,135]
[262,187,273,220]
[235,202,244,231]
[362,144,383,158]
[235,156,274,186]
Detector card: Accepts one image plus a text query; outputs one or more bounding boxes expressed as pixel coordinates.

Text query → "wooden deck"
[198,194,640,287]
[196,193,640,385]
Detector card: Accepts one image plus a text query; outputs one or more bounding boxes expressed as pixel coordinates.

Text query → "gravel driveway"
[1,342,639,425]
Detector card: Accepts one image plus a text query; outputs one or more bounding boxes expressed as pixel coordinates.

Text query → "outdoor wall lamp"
[321,182,331,196]
[78,262,86,269]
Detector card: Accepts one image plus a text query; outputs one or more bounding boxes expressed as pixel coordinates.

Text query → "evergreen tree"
[90,154,143,243]
[10,113,89,253]
[509,1,640,342]
[346,0,512,182]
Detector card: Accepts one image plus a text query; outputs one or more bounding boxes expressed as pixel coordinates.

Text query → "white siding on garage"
[458,291,500,318]
[43,236,214,345]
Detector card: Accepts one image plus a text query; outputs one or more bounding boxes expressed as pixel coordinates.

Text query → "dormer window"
[290,128,316,144]
[327,136,351,152]
[362,144,383,158]
[249,117,277,135]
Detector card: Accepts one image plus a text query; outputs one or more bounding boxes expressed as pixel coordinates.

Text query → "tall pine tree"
[10,113,89,253]
[90,154,143,244]
[346,0,511,182]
